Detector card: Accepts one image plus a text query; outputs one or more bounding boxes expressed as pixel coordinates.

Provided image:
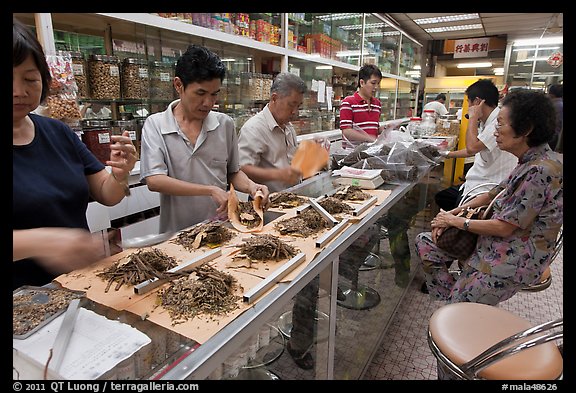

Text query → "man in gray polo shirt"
[139,44,269,234]
[238,72,304,193]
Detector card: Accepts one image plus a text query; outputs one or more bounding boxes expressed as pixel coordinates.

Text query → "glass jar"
[407,117,422,137]
[121,58,149,99]
[420,109,437,136]
[88,55,121,99]
[437,114,460,136]
[149,61,175,101]
[81,119,112,164]
[70,52,89,99]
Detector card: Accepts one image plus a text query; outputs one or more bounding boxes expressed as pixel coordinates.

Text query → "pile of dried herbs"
[97,248,178,292]
[334,185,371,201]
[160,263,241,324]
[319,196,353,215]
[172,222,234,251]
[13,288,83,336]
[238,201,262,229]
[274,208,329,237]
[269,192,307,209]
[234,234,299,262]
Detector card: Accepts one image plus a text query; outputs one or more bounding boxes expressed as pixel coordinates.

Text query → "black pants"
[290,276,320,353]
[434,185,463,211]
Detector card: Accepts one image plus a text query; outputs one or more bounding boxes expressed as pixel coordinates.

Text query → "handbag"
[435,205,490,260]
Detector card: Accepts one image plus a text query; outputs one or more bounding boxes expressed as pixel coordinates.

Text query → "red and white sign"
[453,38,490,59]
[547,51,563,68]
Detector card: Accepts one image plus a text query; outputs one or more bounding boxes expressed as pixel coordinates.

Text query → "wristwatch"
[464,218,471,231]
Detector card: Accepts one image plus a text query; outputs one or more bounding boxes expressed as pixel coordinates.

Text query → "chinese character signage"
[453,38,490,59]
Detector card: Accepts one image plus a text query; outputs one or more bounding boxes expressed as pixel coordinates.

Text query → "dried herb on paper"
[238,201,262,229]
[334,185,371,201]
[97,248,178,292]
[172,222,234,251]
[319,196,353,215]
[269,192,307,209]
[233,234,299,262]
[274,208,329,237]
[160,263,241,325]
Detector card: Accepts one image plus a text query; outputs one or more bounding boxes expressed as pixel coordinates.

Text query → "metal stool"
[428,302,563,380]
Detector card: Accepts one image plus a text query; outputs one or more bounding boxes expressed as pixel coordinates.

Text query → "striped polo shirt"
[339,91,382,137]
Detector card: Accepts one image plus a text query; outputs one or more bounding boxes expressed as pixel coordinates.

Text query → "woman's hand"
[27,228,107,274]
[107,130,138,181]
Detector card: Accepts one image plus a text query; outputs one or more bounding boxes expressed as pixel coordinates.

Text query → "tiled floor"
[362,244,564,380]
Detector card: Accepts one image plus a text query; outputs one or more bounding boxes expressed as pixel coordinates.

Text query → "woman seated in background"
[415,89,563,306]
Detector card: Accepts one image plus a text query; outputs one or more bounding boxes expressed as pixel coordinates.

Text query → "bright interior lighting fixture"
[512,46,560,52]
[457,62,492,68]
[414,13,479,25]
[425,24,482,33]
[513,37,563,47]
[315,65,333,70]
[221,58,236,62]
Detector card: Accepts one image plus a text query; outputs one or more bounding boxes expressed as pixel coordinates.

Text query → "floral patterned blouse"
[468,143,563,286]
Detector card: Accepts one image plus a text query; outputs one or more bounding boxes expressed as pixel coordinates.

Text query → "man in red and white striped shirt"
[340,64,384,143]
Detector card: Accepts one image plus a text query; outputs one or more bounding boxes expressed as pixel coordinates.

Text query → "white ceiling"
[383,13,563,74]
[384,13,563,43]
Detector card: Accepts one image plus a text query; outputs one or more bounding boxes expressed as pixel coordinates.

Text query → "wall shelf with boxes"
[18,12,421,137]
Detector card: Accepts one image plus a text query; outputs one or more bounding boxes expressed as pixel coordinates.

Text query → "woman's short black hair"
[13,17,52,103]
[501,89,556,148]
[175,44,226,89]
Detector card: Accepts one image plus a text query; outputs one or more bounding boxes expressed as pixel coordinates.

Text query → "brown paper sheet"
[291,140,329,179]
[55,189,391,344]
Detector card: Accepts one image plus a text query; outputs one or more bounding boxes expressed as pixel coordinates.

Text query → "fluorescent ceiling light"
[512,46,560,52]
[364,31,400,38]
[425,24,482,33]
[513,37,563,46]
[414,13,479,25]
[493,68,504,73]
[336,50,362,57]
[413,65,421,70]
[316,13,363,21]
[457,62,492,68]
[516,57,554,62]
[221,58,236,62]
[340,22,386,30]
[315,65,333,70]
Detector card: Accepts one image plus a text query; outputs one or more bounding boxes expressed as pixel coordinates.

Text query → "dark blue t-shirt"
[13,114,104,289]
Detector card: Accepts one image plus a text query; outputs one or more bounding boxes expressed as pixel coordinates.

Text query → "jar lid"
[423,109,436,113]
[81,119,112,128]
[113,120,135,127]
[89,54,120,63]
[123,58,148,66]
[410,117,422,121]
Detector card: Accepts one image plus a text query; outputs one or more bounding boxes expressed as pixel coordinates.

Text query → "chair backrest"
[428,302,563,380]
[458,182,500,207]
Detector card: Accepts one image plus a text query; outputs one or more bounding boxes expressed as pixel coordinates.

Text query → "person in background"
[547,84,562,152]
[416,89,562,305]
[80,102,113,119]
[423,93,449,117]
[238,72,320,370]
[13,18,137,290]
[139,44,269,234]
[434,79,517,211]
[238,72,304,193]
[339,64,386,143]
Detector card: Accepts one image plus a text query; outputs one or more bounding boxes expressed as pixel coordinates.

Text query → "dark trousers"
[434,185,463,211]
[290,276,320,353]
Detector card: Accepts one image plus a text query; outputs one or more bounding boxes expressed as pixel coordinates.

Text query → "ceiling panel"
[385,13,562,43]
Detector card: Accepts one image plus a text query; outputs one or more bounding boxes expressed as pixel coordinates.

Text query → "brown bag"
[435,205,489,260]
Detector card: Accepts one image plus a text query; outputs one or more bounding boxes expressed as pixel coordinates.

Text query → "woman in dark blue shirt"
[13,18,137,290]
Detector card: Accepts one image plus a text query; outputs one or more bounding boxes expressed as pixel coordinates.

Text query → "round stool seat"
[429,303,563,380]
